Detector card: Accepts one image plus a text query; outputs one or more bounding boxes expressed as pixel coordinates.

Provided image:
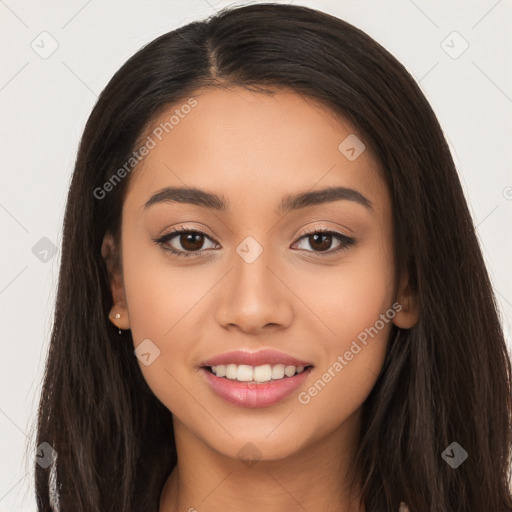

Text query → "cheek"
[120,234,210,402]
[292,240,394,419]
[299,237,394,355]
[121,226,210,343]
[295,296,393,443]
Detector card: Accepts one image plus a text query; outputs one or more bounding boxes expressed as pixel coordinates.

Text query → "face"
[105,86,414,463]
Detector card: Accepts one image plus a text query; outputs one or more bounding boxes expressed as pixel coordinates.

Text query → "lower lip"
[200,367,313,408]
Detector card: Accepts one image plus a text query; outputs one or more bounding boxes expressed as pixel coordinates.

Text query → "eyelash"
[153,226,356,259]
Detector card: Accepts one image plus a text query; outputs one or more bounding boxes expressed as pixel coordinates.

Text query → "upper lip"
[200,349,313,368]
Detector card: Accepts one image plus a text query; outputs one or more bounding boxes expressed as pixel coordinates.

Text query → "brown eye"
[307,233,335,252]
[293,229,356,255]
[178,232,206,251]
[155,228,217,258]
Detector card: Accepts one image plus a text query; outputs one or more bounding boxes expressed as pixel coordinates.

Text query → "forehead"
[124,86,387,215]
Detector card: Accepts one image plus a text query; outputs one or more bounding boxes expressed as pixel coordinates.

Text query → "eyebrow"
[143,185,373,213]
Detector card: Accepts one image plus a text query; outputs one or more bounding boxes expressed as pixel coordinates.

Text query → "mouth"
[199,363,314,408]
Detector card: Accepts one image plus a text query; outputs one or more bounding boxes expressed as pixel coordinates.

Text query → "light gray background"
[1,1,511,510]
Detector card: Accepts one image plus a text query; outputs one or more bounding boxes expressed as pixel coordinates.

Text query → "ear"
[101,231,130,330]
[393,270,419,329]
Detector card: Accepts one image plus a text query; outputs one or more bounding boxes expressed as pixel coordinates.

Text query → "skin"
[102,86,418,512]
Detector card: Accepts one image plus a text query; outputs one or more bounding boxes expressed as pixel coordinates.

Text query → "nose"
[214,245,294,335]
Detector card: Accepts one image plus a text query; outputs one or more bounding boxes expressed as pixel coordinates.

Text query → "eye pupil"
[181,233,204,251]
[310,233,332,251]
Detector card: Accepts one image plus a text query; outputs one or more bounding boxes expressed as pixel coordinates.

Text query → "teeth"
[271,364,285,379]
[226,364,237,379]
[209,363,308,382]
[284,365,296,377]
[237,364,255,382]
[253,364,272,382]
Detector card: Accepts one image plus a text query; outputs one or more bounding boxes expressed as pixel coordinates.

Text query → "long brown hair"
[32,3,512,511]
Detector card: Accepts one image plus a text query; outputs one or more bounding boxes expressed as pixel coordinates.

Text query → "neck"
[159,410,365,512]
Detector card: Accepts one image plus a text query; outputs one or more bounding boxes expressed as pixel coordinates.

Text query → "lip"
[200,348,312,368]
[200,365,313,408]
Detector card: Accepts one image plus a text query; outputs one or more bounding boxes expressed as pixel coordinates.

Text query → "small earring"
[110,309,123,334]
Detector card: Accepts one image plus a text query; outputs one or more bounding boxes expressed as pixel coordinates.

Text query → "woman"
[33,3,512,511]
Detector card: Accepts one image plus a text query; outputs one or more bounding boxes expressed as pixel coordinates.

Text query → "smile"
[200,364,314,408]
